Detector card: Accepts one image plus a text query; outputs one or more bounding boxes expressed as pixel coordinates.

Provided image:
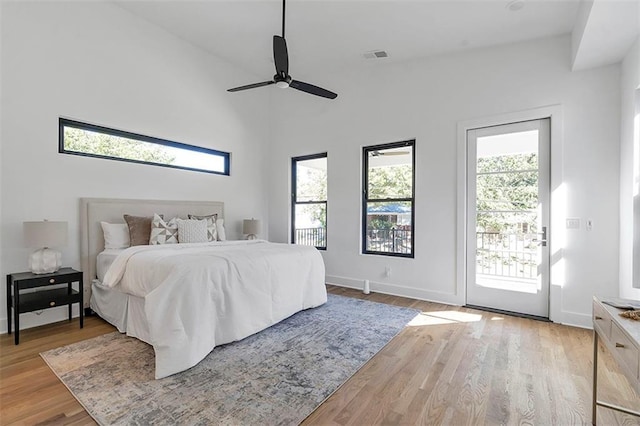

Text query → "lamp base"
[247,234,257,240]
[29,248,62,274]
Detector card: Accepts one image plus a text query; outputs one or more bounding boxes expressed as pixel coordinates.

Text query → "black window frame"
[59,118,231,176]
[362,140,415,258]
[291,152,328,250]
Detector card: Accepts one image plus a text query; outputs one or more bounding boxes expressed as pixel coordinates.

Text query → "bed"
[80,198,327,379]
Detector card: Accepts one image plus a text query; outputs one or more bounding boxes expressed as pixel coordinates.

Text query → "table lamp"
[243,219,261,240]
[23,220,68,274]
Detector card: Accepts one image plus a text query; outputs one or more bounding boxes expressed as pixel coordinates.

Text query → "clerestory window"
[59,118,230,175]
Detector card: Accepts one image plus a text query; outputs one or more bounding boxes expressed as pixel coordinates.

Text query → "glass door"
[466,118,550,317]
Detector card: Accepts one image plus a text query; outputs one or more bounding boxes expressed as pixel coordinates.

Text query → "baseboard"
[326,275,463,306]
[560,310,593,329]
[1,305,82,334]
[326,275,592,329]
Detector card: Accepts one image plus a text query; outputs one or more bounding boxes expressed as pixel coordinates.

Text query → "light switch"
[566,218,580,229]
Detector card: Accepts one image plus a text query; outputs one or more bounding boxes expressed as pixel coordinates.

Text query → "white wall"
[268,35,621,327]
[0,1,271,332]
[0,3,4,334]
[0,4,626,333]
[620,37,640,300]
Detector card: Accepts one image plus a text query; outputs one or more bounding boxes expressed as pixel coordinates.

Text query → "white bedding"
[96,249,125,282]
[101,240,326,378]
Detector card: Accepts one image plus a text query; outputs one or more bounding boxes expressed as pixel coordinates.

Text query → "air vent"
[364,50,389,59]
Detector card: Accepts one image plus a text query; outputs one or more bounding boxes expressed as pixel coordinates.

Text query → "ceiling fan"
[227,0,337,99]
[371,150,410,157]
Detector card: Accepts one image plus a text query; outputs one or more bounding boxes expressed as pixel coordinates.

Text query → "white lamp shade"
[243,219,261,235]
[24,221,68,248]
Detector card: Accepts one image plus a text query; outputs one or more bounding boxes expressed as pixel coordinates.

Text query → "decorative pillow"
[188,213,217,241]
[100,222,130,249]
[149,214,178,245]
[177,219,208,243]
[216,218,226,241]
[124,214,160,246]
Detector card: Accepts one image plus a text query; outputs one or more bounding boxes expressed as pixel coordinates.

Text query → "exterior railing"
[295,227,326,248]
[366,228,412,254]
[476,231,538,279]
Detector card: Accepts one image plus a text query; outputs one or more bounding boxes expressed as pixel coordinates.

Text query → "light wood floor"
[1,286,638,425]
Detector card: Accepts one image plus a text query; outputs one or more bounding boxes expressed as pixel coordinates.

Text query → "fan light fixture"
[276,81,289,89]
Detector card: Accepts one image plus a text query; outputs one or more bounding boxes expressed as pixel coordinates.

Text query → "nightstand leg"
[79,278,84,328]
[6,275,11,335]
[13,282,19,345]
[68,282,72,321]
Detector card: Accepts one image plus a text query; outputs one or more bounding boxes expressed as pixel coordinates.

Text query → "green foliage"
[296,164,327,228]
[369,217,393,230]
[476,153,538,233]
[64,128,176,164]
[297,166,327,201]
[299,204,327,228]
[368,165,412,199]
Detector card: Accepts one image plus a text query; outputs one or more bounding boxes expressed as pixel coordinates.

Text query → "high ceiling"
[114,0,583,79]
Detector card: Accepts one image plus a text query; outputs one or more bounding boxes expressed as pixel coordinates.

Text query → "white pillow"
[177,219,208,243]
[149,214,178,245]
[101,222,130,249]
[216,218,226,241]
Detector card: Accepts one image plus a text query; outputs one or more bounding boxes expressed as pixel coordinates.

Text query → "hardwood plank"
[1,286,638,425]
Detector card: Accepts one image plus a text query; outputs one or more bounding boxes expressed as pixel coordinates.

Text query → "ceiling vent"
[364,50,389,59]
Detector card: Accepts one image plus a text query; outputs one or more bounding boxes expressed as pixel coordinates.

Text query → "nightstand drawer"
[593,300,611,339]
[611,322,640,380]
[18,288,81,312]
[14,271,82,290]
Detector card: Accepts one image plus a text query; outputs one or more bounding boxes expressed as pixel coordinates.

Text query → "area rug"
[41,294,418,425]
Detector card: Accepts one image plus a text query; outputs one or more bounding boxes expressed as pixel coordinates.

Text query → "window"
[363,140,415,257]
[292,153,327,249]
[59,118,230,175]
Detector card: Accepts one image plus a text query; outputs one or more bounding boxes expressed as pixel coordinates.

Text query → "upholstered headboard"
[80,198,224,308]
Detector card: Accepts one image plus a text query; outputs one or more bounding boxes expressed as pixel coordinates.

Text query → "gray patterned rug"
[41,294,418,425]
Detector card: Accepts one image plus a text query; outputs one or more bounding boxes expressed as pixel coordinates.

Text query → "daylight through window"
[292,153,327,249]
[59,118,230,175]
[363,140,415,257]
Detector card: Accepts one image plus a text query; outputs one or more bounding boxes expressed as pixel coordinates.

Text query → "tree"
[296,165,327,228]
[368,164,412,199]
[64,128,176,164]
[475,153,538,234]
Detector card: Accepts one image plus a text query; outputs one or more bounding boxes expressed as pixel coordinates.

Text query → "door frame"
[456,105,564,323]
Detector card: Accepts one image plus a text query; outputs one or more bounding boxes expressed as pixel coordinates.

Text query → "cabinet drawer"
[611,322,640,380]
[593,301,611,339]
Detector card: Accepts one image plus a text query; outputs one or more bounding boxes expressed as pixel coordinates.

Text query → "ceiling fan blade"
[273,35,289,76]
[289,80,337,99]
[381,151,410,156]
[227,81,275,92]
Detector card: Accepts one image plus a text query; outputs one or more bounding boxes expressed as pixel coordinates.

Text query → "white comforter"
[102,240,327,378]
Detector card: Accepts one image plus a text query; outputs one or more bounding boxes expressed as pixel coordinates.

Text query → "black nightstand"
[6,267,83,345]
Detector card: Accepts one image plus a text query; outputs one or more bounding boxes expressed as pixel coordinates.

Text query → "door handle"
[532,226,547,247]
